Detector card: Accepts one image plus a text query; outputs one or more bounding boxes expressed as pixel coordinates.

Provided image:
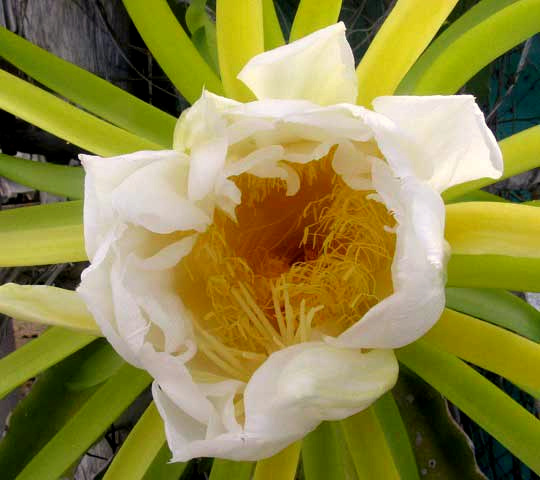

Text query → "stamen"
[271,282,287,338]
[180,149,396,381]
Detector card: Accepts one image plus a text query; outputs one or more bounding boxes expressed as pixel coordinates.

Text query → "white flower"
[77,23,502,461]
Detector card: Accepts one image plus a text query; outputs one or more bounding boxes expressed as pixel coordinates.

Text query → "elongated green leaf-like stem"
[0,201,85,267]
[217,0,264,101]
[398,0,540,94]
[0,283,99,335]
[210,459,254,480]
[262,0,285,49]
[425,309,540,393]
[445,202,540,258]
[356,0,458,106]
[123,0,224,103]
[0,26,175,147]
[103,402,174,480]
[17,364,151,480]
[397,341,540,474]
[253,441,301,480]
[0,341,103,478]
[447,254,540,291]
[141,444,188,479]
[0,69,161,156]
[446,287,540,342]
[302,422,346,480]
[0,153,84,199]
[66,342,124,391]
[373,393,420,480]
[341,408,400,479]
[445,190,507,204]
[289,0,342,41]
[0,327,96,399]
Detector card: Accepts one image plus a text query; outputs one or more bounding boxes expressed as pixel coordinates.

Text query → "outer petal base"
[158,343,398,461]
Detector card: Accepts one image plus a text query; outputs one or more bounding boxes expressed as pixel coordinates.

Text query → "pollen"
[180,150,396,382]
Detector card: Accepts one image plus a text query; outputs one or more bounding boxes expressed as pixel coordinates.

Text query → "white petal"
[241,343,398,457]
[80,150,170,260]
[188,138,228,202]
[130,236,198,271]
[120,231,197,354]
[332,140,376,190]
[78,227,142,366]
[226,118,275,145]
[150,355,247,461]
[173,92,237,202]
[332,160,447,349]
[282,141,331,163]
[224,145,302,196]
[215,176,242,220]
[228,99,318,119]
[173,91,235,152]
[78,227,198,363]
[110,153,211,234]
[280,163,301,196]
[285,105,372,142]
[371,95,503,192]
[224,145,285,177]
[238,23,357,105]
[142,346,214,425]
[158,343,397,462]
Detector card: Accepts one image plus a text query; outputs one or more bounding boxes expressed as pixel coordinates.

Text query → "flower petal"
[110,153,211,234]
[333,160,447,349]
[371,95,503,191]
[81,150,166,260]
[173,92,232,202]
[241,343,398,457]
[155,342,397,462]
[237,23,357,105]
[153,377,249,462]
[78,227,143,366]
[78,226,198,363]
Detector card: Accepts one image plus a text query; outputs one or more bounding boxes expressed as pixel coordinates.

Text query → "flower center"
[179,151,396,381]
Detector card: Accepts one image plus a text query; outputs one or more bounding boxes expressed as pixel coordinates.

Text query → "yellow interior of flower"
[179,151,396,381]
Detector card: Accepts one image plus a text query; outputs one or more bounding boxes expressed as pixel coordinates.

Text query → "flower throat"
[181,152,396,381]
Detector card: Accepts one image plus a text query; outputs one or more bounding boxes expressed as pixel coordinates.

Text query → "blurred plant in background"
[0,0,539,479]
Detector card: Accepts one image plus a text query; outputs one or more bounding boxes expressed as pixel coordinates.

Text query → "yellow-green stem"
[445,202,540,258]
[424,309,540,394]
[289,0,342,41]
[122,0,223,103]
[341,408,400,479]
[217,0,264,101]
[356,0,458,106]
[262,0,285,49]
[253,441,301,480]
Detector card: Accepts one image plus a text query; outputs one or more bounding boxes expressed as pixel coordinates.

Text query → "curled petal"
[110,153,210,234]
[81,150,168,260]
[238,23,357,105]
[78,226,198,364]
[173,92,234,202]
[153,377,248,462]
[371,95,503,191]
[155,342,397,461]
[173,91,237,152]
[78,229,144,366]
[333,160,447,349]
[241,343,398,458]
